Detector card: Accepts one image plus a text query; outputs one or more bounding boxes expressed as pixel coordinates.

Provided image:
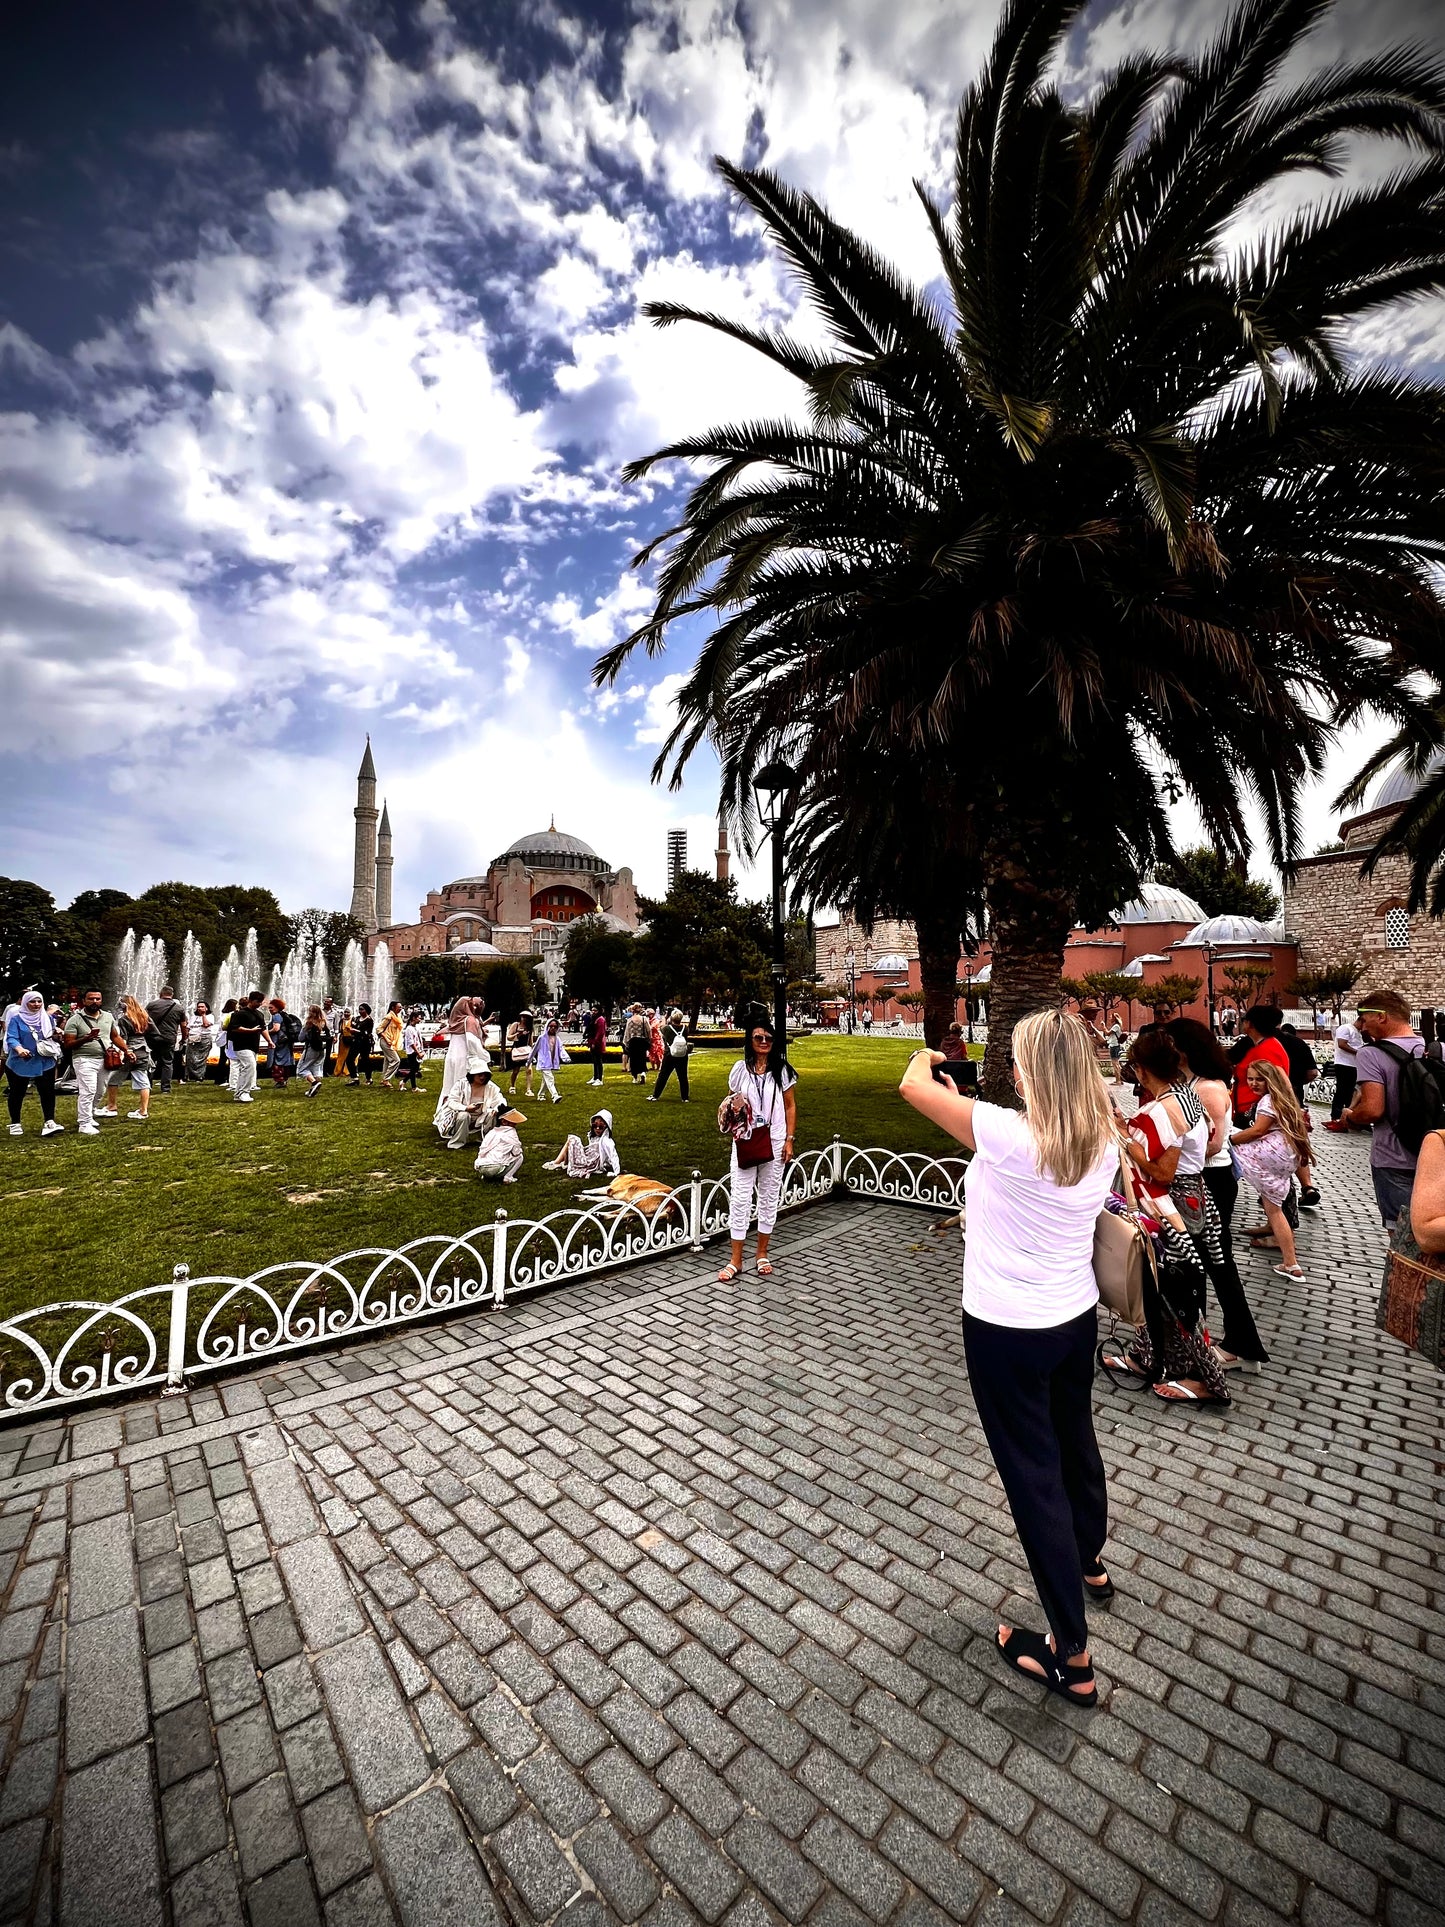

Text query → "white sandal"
[717,1262,740,1283]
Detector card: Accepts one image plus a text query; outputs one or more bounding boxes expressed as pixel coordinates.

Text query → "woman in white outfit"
[435,998,482,1133]
[718,1020,797,1280]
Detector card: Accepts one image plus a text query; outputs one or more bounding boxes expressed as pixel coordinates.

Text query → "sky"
[3,0,1443,925]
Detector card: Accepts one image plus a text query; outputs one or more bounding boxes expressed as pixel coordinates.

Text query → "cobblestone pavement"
[0,1127,1441,1927]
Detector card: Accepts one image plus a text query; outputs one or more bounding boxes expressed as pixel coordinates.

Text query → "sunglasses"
[750,1034,772,1045]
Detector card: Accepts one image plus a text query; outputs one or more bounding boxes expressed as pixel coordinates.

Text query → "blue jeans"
[1371,1162,1415,1227]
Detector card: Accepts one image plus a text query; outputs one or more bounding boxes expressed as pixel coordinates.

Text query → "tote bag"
[1092,1149,1151,1325]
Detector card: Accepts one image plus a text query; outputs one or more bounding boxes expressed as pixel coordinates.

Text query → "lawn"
[8,1036,960,1320]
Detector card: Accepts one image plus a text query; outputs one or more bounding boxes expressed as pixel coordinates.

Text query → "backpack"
[1375,1039,1445,1156]
[282,1011,303,1044]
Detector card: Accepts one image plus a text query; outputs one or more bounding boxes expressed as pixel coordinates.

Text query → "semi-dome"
[1177,915,1280,946]
[1369,748,1445,814]
[449,940,502,959]
[872,953,911,974]
[1113,882,1207,925]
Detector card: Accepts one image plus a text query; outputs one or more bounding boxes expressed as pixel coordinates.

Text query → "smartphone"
[932,1057,977,1089]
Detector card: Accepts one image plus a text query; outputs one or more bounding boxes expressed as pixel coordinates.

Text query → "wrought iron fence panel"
[0,1139,968,1419]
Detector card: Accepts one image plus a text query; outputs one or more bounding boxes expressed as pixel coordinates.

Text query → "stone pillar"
[375,800,393,930]
[350,738,378,932]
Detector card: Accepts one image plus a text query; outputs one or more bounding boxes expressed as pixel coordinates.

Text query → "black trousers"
[7,1067,56,1124]
[1201,1167,1269,1361]
[962,1306,1105,1659]
[1330,1066,1356,1120]
[591,1047,606,1082]
[653,1054,689,1100]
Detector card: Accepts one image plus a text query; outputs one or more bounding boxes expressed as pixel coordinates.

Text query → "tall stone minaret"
[375,800,393,930]
[350,738,378,932]
[715,812,730,882]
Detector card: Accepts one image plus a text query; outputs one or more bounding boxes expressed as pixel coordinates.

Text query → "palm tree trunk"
[980,860,1075,1106]
[915,916,959,1050]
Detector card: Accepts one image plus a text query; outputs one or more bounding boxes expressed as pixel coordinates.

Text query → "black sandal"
[1083,1561,1115,1603]
[996,1627,1099,1708]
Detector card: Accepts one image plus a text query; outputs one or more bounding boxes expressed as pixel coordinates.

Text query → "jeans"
[1372,1162,1416,1227]
[962,1306,1106,1660]
[653,1055,689,1100]
[152,1038,178,1092]
[7,1067,56,1124]
[729,1151,785,1237]
[73,1056,103,1128]
[233,1050,258,1100]
[1330,1066,1357,1119]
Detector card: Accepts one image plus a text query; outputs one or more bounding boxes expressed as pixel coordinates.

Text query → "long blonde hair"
[1011,1008,1119,1187]
[1249,1059,1311,1161]
[120,994,149,1031]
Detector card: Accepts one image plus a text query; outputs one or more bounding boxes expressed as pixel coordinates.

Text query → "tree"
[397,955,462,1008]
[597,0,1445,1101]
[477,960,531,1032]
[630,871,769,1027]
[0,879,69,999]
[1222,962,1274,1012]
[564,916,635,1011]
[286,909,365,972]
[1060,977,1089,1007]
[1138,974,1204,1021]
[1304,956,1365,1023]
[1155,849,1279,922]
[1083,972,1138,1022]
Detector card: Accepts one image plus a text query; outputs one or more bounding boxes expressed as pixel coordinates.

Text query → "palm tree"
[598,0,1445,1099]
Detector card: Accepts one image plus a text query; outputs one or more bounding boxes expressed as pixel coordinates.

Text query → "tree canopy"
[630,871,769,1025]
[1155,848,1280,922]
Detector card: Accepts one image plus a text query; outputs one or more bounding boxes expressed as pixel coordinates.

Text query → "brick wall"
[1283,845,1445,1004]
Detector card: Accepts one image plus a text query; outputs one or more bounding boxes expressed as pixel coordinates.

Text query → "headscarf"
[17,991,52,1040]
[447,996,478,1035]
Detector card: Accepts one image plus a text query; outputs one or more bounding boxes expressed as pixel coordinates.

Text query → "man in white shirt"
[1324,1016,1364,1131]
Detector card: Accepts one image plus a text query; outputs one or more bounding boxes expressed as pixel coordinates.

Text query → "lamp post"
[844,944,856,1035]
[753,760,797,1055]
[962,962,974,1043]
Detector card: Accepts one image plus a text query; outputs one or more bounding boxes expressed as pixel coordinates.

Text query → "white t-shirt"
[728,1059,797,1156]
[961,1104,1117,1328]
[1333,1023,1363,1066]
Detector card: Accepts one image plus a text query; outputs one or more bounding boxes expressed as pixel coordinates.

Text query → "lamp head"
[752,759,796,826]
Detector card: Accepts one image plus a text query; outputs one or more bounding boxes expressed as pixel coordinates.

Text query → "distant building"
[1284,752,1445,1006]
[715,815,730,883]
[667,829,687,890]
[350,745,639,976]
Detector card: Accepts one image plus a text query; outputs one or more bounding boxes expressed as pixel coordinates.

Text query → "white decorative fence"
[0,1141,965,1420]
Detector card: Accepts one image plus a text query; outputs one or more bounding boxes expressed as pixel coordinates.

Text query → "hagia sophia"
[346,741,641,978]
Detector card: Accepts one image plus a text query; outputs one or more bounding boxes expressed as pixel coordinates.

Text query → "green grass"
[6,1037,957,1319]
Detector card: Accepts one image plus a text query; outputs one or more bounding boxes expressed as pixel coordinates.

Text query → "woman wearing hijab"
[6,991,63,1136]
[437,998,480,1123]
[544,1110,620,1178]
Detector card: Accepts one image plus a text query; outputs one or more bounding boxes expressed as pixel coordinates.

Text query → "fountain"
[112,929,168,1008]
[339,939,368,1012]
[213,944,243,1010]
[176,932,204,1013]
[370,941,394,1014]
[271,943,323,1014]
[240,928,261,995]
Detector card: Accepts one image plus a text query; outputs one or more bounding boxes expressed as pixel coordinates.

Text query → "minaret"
[350,738,378,932]
[715,813,730,882]
[375,800,393,930]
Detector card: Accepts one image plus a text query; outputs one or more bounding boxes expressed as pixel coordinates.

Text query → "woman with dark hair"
[717,1020,797,1281]
[1103,1027,1230,1404]
[348,1004,375,1085]
[1166,1019,1270,1369]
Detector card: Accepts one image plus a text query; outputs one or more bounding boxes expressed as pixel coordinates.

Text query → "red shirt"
[1232,1035,1290,1112]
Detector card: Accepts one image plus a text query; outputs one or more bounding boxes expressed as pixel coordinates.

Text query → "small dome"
[449,940,501,959]
[503,826,603,864]
[1119,958,1145,978]
[872,953,911,974]
[1369,748,1445,813]
[1113,882,1207,925]
[1177,915,1279,946]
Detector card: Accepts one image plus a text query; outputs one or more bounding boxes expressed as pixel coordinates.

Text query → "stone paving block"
[162,1766,230,1874]
[448,1745,518,1834]
[801,1814,905,1923]
[650,1811,744,1923]
[601,1687,678,1766]
[472,1685,540,1763]
[303,1785,374,1895]
[68,1512,135,1621]
[575,1816,661,1922]
[726,1812,826,1922]
[234,1769,305,1880]
[148,1638,202,1714]
[251,1455,321,1544]
[278,1538,366,1650]
[517,1744,601,1835]
[65,1603,148,1768]
[218,1704,282,1794]
[316,1635,431,1811]
[586,1744,671,1832]
[494,1809,583,1917]
[171,1849,244,1927]
[0,1735,58,1826]
[248,1858,322,1927]
[536,1685,609,1766]
[60,1744,163,1927]
[659,1745,743,1836]
[264,1653,324,1729]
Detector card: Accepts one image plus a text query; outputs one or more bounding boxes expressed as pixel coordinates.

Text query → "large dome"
[1369,748,1445,814]
[502,826,604,865]
[1113,882,1207,925]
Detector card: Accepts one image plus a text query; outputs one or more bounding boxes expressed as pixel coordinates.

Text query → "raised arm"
[900,1050,978,1152]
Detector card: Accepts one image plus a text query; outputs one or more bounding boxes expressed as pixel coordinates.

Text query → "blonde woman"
[102,994,153,1121]
[1230,1059,1309,1281]
[901,1010,1119,1707]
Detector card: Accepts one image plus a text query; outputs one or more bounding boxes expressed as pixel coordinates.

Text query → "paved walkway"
[0,1129,1441,1927]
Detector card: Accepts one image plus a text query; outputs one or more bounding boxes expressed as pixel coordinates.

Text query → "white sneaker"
[237,1094,253,1104]
[79,1124,100,1136]
[125,1112,147,1122]
[95,1109,118,1120]
[8,1123,21,1136]
[41,1120,63,1136]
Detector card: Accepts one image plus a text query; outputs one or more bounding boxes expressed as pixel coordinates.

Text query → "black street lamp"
[753,760,797,1053]
[844,943,856,1035]
[962,961,974,1043]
